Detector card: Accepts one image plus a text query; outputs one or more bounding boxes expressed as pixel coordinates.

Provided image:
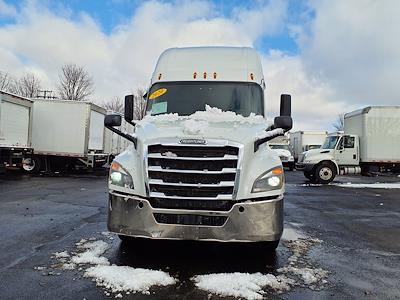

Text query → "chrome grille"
[146,144,239,204]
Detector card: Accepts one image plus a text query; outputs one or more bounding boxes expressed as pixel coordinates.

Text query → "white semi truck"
[290,131,327,161]
[23,99,109,173]
[0,91,33,172]
[104,47,293,249]
[296,106,400,183]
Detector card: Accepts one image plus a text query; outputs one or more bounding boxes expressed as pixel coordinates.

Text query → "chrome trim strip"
[148,166,237,174]
[149,179,234,187]
[149,192,233,200]
[147,153,238,160]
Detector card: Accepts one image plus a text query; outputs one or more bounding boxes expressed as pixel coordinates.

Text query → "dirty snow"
[161,151,177,157]
[333,182,400,189]
[84,265,176,295]
[183,119,208,135]
[278,266,328,285]
[71,240,110,265]
[193,272,294,300]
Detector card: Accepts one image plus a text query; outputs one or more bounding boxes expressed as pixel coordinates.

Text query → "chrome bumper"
[108,192,283,242]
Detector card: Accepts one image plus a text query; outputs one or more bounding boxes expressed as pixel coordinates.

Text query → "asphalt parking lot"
[0,171,399,300]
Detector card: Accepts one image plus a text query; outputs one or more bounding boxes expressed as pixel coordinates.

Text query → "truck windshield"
[269,144,290,151]
[321,136,339,149]
[145,82,264,117]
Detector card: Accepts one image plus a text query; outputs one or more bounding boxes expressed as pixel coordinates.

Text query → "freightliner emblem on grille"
[179,138,207,145]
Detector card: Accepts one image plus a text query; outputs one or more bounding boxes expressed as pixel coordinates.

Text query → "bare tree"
[58,64,94,101]
[9,73,41,98]
[332,113,345,131]
[0,71,12,91]
[103,96,124,113]
[132,88,147,120]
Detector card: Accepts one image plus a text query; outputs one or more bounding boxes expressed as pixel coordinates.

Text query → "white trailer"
[104,111,134,160]
[296,106,400,183]
[0,91,33,172]
[24,99,109,173]
[290,131,327,161]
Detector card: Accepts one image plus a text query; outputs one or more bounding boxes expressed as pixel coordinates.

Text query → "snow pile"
[84,265,176,295]
[52,251,70,259]
[192,272,294,300]
[333,182,400,189]
[141,105,266,125]
[183,119,208,135]
[278,266,328,285]
[71,240,110,265]
[256,128,284,140]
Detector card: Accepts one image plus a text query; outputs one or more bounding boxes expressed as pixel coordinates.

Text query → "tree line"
[0,64,147,119]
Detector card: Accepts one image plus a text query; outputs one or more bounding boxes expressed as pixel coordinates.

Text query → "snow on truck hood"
[135,105,271,144]
[271,148,292,157]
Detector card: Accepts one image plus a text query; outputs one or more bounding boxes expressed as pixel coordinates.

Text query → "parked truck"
[104,46,293,249]
[0,91,34,172]
[290,131,327,161]
[296,106,400,183]
[23,99,109,173]
[268,134,294,170]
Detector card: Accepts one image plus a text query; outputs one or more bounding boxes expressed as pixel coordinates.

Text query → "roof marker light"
[250,73,254,80]
[158,73,162,80]
[193,72,197,79]
[213,72,217,79]
[203,72,207,79]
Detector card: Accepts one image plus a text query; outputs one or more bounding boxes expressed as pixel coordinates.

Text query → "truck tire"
[315,163,336,184]
[22,157,42,173]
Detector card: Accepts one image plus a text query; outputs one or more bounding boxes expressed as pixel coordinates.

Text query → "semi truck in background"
[296,106,400,183]
[22,99,109,173]
[0,91,33,172]
[104,47,293,249]
[290,131,327,161]
[268,134,294,170]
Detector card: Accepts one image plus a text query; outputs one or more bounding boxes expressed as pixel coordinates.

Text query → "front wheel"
[315,163,336,184]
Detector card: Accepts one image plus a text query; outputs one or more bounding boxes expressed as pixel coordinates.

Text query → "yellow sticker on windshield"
[149,88,167,100]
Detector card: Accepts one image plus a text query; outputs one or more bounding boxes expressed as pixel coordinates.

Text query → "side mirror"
[104,114,122,127]
[274,94,293,131]
[124,95,134,123]
[104,113,137,148]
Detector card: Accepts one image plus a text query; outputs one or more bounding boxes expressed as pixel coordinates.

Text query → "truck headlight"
[109,161,134,189]
[251,167,284,193]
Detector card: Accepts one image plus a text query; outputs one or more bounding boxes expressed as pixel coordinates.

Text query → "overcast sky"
[0,0,398,130]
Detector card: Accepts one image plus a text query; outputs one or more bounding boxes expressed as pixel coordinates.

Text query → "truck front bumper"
[295,162,314,172]
[108,192,283,242]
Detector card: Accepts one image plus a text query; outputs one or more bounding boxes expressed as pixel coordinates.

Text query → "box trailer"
[24,99,109,172]
[268,134,294,170]
[290,131,327,161]
[0,91,33,172]
[296,106,400,183]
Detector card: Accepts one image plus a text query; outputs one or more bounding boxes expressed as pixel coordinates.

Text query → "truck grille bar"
[146,143,240,207]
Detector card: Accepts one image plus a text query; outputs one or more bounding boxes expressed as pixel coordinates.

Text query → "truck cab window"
[344,136,355,148]
[337,137,344,150]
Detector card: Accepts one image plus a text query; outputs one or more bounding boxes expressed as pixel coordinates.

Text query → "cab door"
[335,135,359,166]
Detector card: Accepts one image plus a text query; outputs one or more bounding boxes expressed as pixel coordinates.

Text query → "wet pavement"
[0,171,399,299]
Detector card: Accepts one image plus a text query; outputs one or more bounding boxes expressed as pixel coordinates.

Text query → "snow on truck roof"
[151,47,265,87]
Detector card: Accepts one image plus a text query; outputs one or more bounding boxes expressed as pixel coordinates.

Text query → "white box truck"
[296,106,400,183]
[23,99,109,173]
[0,91,33,172]
[290,131,327,161]
[268,134,294,170]
[104,46,293,250]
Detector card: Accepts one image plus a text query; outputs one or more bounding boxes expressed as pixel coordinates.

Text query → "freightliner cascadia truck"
[104,47,292,250]
[296,106,400,183]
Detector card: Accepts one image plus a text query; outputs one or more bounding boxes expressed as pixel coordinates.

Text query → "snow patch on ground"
[71,240,110,266]
[84,265,176,295]
[333,182,400,189]
[193,272,294,300]
[278,266,328,285]
[52,251,70,259]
